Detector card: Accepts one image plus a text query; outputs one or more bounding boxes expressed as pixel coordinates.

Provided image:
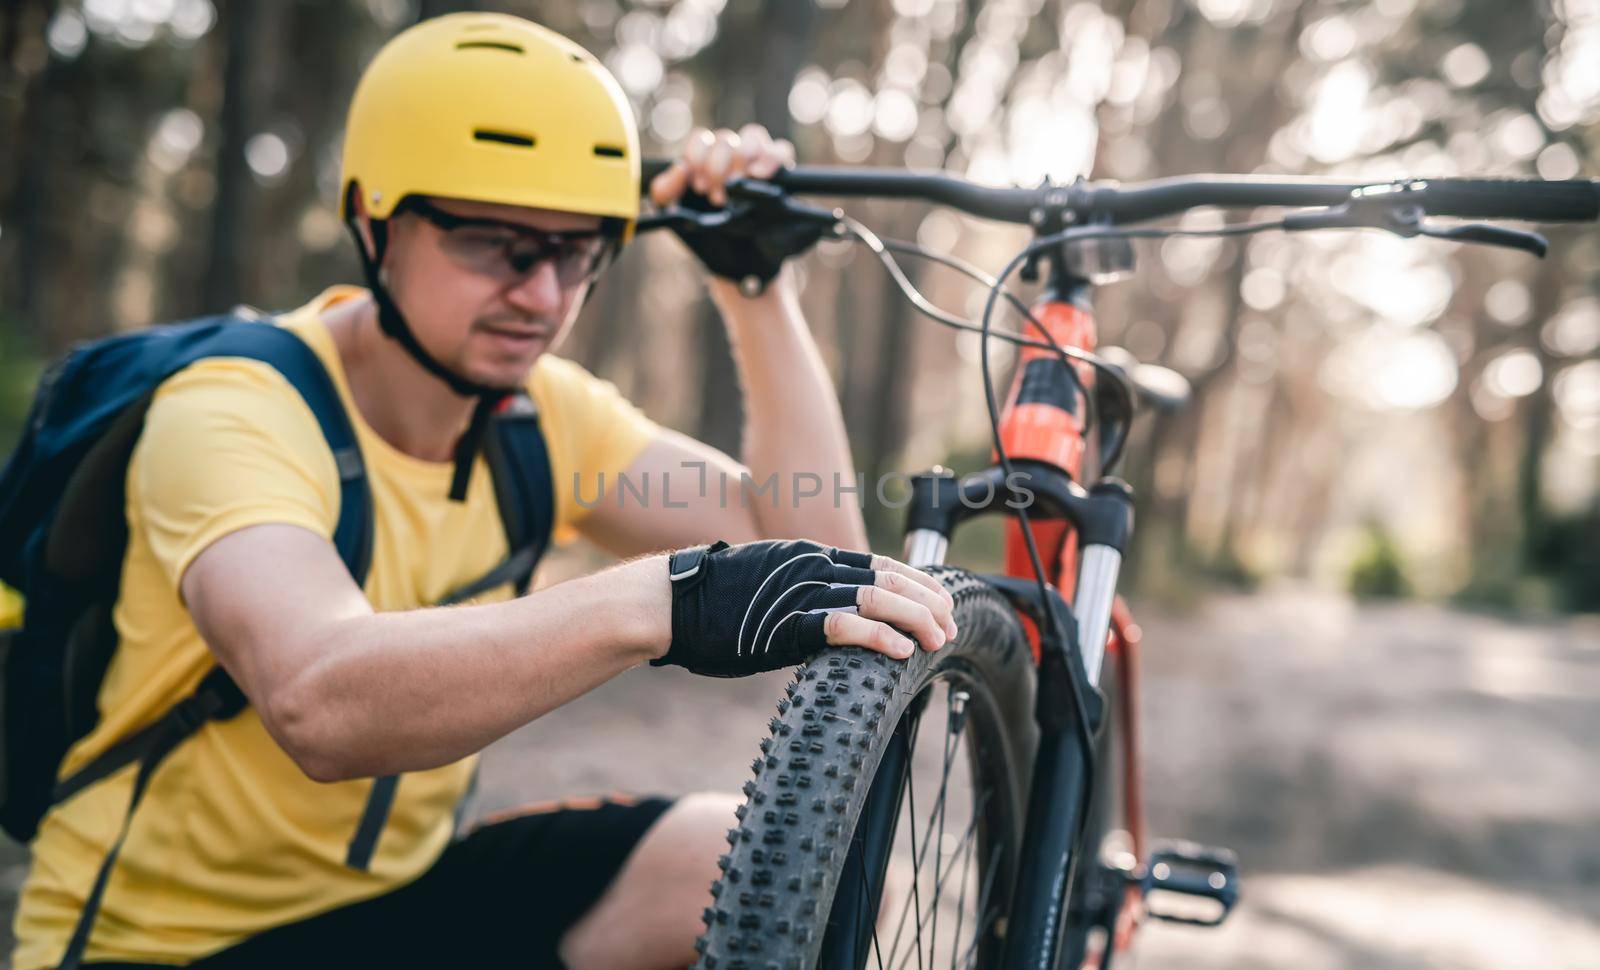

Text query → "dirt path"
[1122,591,1600,969]
[5,590,1597,967]
[472,589,1600,969]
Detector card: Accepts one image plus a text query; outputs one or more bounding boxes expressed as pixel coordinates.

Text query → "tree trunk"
[1515,255,1566,567]
[692,0,818,458]
[203,0,258,312]
[3,0,63,335]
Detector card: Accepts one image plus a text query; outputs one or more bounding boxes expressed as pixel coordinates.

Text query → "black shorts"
[87,794,674,969]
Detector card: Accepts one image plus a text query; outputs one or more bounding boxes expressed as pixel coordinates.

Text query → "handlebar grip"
[1422,178,1599,222]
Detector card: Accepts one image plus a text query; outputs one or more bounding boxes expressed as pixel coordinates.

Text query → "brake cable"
[835,218,1105,461]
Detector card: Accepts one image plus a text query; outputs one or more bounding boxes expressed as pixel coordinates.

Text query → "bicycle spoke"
[891,789,990,970]
[885,689,972,970]
[927,691,966,963]
[947,803,979,969]
[885,700,959,970]
[855,823,887,970]
[882,713,926,970]
[907,753,927,970]
[956,844,1004,970]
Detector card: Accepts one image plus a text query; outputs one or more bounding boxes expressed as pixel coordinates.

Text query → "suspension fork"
[900,464,1133,970]
[997,483,1130,970]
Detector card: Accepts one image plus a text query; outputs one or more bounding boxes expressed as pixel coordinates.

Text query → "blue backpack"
[0,314,554,968]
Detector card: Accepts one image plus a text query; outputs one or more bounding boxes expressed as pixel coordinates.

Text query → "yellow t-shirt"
[12,287,660,968]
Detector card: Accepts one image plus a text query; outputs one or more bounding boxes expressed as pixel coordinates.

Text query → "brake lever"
[1283,200,1549,257]
[1416,221,1548,258]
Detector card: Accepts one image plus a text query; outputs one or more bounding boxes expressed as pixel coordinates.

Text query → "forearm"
[271,555,669,781]
[711,271,868,550]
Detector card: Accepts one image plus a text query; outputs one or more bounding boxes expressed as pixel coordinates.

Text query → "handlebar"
[640,159,1600,226]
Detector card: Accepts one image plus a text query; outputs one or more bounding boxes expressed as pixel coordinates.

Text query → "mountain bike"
[637,160,1600,970]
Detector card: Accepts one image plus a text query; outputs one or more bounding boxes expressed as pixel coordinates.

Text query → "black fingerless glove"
[669,185,834,292]
[651,539,877,677]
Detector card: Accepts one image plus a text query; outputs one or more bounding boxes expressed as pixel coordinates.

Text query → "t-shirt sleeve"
[130,358,342,589]
[528,355,661,542]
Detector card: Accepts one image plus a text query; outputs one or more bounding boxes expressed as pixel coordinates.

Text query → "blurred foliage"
[1528,506,1600,612]
[1346,521,1409,599]
[0,324,42,456]
[0,0,1596,611]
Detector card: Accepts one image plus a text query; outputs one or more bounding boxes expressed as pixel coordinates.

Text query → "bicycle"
[636,162,1600,970]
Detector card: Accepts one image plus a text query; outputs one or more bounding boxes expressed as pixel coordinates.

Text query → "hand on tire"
[651,539,957,677]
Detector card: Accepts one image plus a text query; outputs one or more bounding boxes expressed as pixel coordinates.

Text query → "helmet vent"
[593,145,625,158]
[456,40,523,54]
[474,129,536,148]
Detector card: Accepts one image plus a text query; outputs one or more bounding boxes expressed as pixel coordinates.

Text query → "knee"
[665,790,744,857]
[636,791,744,909]
[559,792,742,970]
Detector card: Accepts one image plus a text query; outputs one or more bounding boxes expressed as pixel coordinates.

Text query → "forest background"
[1,0,1597,613]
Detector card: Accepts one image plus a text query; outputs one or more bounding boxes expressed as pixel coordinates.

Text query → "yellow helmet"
[340,12,640,239]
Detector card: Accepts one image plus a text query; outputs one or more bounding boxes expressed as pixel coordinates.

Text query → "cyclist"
[12,13,955,970]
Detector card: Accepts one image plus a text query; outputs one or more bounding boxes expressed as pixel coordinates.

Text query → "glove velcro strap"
[668,545,709,582]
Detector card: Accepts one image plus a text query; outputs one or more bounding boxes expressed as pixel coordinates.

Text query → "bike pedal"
[1141,840,1239,927]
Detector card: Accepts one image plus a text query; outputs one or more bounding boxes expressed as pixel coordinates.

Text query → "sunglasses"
[397,198,618,289]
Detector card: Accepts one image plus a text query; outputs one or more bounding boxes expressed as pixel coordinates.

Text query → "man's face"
[380,196,610,390]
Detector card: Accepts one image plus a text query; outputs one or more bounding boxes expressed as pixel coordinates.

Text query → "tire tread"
[693,567,1033,970]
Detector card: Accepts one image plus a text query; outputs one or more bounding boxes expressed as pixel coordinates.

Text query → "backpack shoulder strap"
[434,392,552,606]
[483,392,554,596]
[53,668,245,970]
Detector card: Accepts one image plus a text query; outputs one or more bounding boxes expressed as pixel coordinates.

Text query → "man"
[12,12,955,970]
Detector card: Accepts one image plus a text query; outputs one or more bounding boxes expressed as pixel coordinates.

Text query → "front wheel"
[695,567,1040,970]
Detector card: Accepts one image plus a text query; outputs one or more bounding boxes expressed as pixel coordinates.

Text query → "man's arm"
[711,269,867,550]
[185,523,670,782]
[579,277,865,556]
[185,523,952,783]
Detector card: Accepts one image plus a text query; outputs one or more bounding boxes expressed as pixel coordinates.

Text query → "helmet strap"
[344,194,509,502]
